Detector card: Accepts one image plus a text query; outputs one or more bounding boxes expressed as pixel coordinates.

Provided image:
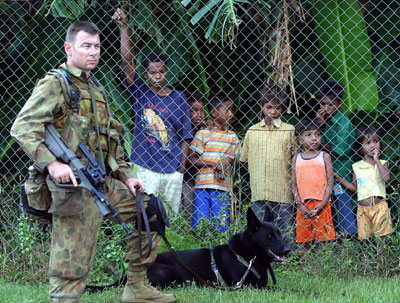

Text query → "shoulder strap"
[90,75,111,118]
[90,75,107,101]
[47,69,81,113]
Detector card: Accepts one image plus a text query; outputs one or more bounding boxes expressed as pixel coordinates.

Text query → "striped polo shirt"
[190,127,240,192]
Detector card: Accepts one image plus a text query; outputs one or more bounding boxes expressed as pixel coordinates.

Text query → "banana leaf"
[374,41,400,109]
[157,8,192,86]
[36,0,89,19]
[173,0,209,95]
[293,50,330,97]
[364,0,400,42]
[313,0,379,112]
[0,136,14,162]
[130,0,163,44]
[94,64,134,155]
[2,19,69,127]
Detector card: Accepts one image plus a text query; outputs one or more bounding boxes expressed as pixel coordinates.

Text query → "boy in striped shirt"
[189,92,240,232]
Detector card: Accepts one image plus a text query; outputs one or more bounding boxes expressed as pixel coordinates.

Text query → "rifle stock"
[44,124,132,235]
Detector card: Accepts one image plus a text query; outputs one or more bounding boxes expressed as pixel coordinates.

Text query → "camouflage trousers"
[48,177,161,303]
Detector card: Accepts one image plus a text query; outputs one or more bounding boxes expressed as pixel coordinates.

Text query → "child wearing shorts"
[291,119,336,250]
[335,127,392,240]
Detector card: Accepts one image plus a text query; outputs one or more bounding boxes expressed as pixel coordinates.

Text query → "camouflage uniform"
[11,64,164,302]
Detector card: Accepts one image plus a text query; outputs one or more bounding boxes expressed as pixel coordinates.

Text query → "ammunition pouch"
[107,118,123,172]
[61,112,91,155]
[46,176,85,216]
[21,170,52,224]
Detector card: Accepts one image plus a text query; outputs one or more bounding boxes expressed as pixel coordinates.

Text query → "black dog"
[86,207,289,292]
[147,207,290,288]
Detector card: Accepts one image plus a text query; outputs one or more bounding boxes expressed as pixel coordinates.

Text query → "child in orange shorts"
[291,119,336,249]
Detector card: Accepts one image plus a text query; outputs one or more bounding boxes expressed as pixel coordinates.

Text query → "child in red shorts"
[291,119,336,251]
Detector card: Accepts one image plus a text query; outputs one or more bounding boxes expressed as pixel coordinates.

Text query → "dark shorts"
[251,200,295,247]
[331,191,358,235]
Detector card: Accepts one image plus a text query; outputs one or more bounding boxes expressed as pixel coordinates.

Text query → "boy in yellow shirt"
[240,85,298,246]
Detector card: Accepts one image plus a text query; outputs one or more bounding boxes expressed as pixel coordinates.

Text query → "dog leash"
[233,250,261,280]
[161,233,257,291]
[134,190,259,290]
[135,187,152,259]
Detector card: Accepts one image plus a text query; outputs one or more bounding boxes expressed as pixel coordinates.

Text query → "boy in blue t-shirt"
[115,9,192,215]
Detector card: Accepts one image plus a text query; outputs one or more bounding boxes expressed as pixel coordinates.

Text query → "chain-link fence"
[1,0,400,282]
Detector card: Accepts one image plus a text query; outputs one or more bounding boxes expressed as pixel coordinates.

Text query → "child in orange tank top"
[291,119,336,250]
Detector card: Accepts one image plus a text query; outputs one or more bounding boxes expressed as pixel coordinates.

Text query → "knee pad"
[137,194,170,236]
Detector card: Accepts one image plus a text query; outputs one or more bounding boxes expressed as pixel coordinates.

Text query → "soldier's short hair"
[66,21,100,44]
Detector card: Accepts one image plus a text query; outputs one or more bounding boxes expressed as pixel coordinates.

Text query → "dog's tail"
[85,275,127,293]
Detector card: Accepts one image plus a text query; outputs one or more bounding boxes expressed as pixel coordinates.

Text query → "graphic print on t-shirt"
[143,108,171,151]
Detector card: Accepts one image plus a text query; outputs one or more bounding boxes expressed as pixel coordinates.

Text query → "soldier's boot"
[122,266,176,303]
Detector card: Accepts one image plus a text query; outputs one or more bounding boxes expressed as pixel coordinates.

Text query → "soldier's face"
[65,30,100,77]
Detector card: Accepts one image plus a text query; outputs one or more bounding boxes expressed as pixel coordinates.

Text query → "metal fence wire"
[1,0,400,281]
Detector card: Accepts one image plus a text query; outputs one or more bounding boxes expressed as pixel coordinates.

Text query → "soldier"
[11,21,176,303]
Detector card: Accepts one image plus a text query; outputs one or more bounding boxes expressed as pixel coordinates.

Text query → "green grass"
[1,270,400,303]
[4,215,400,302]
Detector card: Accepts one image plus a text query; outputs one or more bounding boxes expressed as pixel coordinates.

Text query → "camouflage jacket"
[11,63,135,183]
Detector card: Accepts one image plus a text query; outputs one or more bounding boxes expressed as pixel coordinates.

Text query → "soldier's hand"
[125,178,145,196]
[47,160,78,187]
[112,8,128,26]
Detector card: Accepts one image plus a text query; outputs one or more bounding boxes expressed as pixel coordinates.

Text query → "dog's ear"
[262,204,273,222]
[247,207,262,232]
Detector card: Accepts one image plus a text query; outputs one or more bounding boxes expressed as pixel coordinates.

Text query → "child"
[190,92,239,232]
[114,9,193,215]
[181,92,207,218]
[335,127,392,240]
[240,85,298,246]
[315,79,358,237]
[291,119,336,249]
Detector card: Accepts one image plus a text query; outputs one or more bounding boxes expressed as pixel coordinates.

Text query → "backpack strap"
[90,75,108,102]
[47,69,81,113]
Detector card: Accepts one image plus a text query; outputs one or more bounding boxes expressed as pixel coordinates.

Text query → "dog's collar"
[211,251,260,286]
[211,251,228,286]
[233,251,261,279]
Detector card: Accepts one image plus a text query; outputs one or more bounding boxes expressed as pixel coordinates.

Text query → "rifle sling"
[88,81,106,172]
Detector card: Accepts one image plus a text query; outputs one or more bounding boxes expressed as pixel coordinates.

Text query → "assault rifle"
[44,124,132,235]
